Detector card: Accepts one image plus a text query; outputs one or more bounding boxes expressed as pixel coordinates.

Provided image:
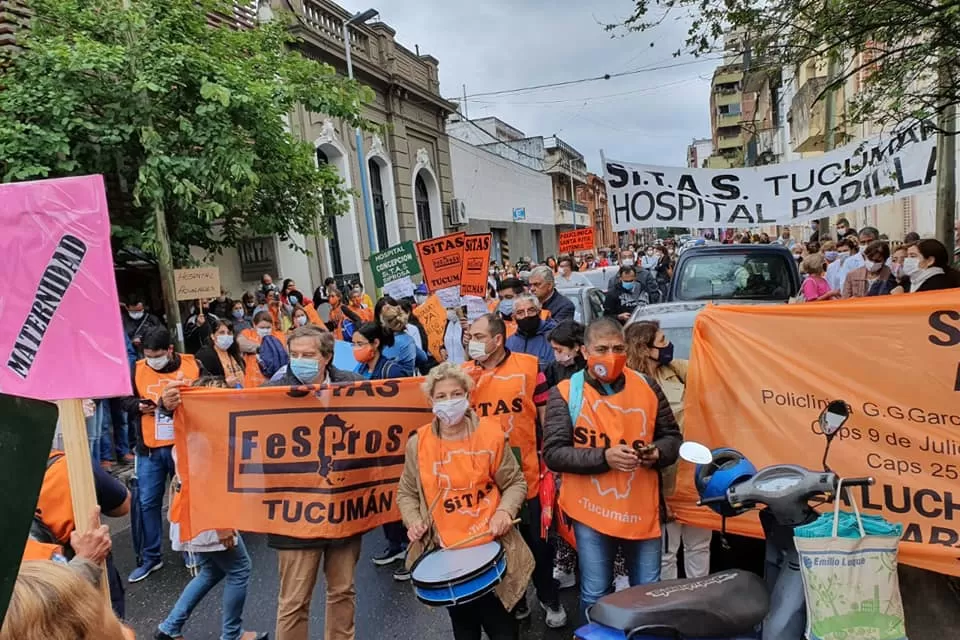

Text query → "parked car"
[627,244,801,358]
[558,286,605,325]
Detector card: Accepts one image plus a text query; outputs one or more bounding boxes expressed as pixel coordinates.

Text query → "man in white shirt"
[839,226,879,284]
[556,256,590,287]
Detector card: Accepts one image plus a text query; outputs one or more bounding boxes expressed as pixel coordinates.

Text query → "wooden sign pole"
[57,399,110,601]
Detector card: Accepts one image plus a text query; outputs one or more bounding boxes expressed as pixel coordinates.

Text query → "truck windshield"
[676,253,794,301]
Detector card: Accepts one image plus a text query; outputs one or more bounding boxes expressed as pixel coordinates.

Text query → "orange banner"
[673,290,960,577]
[415,232,466,293]
[174,380,432,540]
[558,228,595,254]
[461,233,492,297]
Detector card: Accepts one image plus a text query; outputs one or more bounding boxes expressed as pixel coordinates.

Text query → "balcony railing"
[301,0,372,61]
[717,113,741,128]
[554,209,591,228]
[557,199,588,215]
[717,134,744,150]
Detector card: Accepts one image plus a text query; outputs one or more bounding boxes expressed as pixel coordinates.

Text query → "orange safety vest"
[240,328,286,388]
[135,354,200,449]
[417,417,506,548]
[22,452,72,563]
[463,352,540,499]
[557,370,661,540]
[22,537,63,561]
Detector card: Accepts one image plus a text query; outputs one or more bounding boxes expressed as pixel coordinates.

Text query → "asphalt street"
[112,518,581,640]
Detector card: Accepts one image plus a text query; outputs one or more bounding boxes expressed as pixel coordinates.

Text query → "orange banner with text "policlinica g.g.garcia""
[672,290,960,577]
[173,380,432,540]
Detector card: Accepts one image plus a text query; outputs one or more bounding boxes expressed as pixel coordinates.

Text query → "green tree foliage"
[0,0,374,265]
[613,0,960,129]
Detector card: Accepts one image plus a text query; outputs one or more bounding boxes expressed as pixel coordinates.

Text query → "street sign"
[370,241,421,289]
[512,207,526,221]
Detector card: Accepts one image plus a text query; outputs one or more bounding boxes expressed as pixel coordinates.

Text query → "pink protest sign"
[0,175,132,401]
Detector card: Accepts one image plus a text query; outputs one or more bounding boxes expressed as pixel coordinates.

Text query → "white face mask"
[146,355,169,371]
[901,257,922,276]
[864,259,882,273]
[555,351,575,366]
[433,397,470,426]
[620,258,634,267]
[215,335,234,350]
[838,251,850,259]
[128,310,144,320]
[296,315,308,326]
[468,340,490,362]
[256,327,271,338]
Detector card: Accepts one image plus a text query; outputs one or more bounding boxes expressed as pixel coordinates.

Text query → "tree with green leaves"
[614,0,958,130]
[0,0,372,339]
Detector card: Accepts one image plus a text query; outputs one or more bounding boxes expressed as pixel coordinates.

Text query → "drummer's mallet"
[445,519,521,550]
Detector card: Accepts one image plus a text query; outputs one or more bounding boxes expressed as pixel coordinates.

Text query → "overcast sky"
[338,0,717,171]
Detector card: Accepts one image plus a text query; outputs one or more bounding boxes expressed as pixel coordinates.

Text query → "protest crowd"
[8,215,960,640]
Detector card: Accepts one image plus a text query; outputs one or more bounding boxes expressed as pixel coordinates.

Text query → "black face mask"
[517,316,541,337]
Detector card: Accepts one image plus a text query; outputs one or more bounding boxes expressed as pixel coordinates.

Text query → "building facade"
[202,0,458,297]
[687,138,713,168]
[585,174,614,250]
[447,125,556,264]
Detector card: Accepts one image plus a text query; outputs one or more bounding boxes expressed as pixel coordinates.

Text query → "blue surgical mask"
[824,251,839,261]
[622,281,636,291]
[499,298,514,316]
[232,308,245,319]
[290,357,320,383]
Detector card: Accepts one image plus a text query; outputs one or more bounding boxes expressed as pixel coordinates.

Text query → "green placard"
[0,394,58,624]
[370,241,421,288]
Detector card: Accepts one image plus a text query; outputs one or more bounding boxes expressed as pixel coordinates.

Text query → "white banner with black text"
[604,120,938,230]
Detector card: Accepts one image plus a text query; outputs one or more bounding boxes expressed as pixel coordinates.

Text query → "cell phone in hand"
[634,442,655,456]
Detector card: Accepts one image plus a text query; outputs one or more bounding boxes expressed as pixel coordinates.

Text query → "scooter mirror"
[679,441,713,465]
[819,400,850,437]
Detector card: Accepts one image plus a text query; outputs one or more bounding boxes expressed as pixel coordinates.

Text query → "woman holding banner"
[398,362,533,640]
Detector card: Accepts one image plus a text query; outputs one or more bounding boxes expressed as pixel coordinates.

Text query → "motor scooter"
[574,400,876,640]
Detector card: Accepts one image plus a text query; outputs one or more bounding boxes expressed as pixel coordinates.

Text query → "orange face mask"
[354,345,375,363]
[587,352,626,383]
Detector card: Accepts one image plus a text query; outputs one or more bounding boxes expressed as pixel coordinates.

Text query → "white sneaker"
[540,601,567,628]
[614,574,630,592]
[553,567,576,590]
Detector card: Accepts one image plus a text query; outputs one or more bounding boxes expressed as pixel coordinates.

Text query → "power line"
[451,57,722,100]
[468,77,696,106]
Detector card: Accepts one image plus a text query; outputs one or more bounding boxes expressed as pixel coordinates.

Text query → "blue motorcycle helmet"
[694,447,757,517]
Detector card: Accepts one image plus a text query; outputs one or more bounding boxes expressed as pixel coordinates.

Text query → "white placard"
[436,285,462,309]
[383,276,415,300]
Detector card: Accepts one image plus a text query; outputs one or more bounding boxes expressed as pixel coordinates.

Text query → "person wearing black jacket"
[262,326,365,640]
[542,318,681,625]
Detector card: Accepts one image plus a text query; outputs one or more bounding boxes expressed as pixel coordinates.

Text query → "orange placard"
[413,294,447,363]
[672,290,960,577]
[415,232,466,293]
[174,380,432,540]
[558,228,595,254]
[461,233,492,298]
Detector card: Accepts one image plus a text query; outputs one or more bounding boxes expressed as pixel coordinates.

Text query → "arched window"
[316,148,342,276]
[369,160,389,251]
[415,173,433,240]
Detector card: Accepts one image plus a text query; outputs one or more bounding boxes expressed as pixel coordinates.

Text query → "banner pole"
[599,149,612,246]
[58,399,110,602]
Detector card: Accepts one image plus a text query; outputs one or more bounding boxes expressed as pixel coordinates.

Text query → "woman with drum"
[397,363,534,640]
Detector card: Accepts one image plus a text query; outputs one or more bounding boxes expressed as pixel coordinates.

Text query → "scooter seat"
[588,569,769,637]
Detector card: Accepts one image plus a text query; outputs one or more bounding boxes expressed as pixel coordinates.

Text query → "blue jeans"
[138,446,176,566]
[158,537,252,640]
[108,398,131,458]
[573,521,662,624]
[97,400,113,462]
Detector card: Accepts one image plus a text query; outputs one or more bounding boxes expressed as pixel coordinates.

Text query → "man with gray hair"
[261,325,367,640]
[528,265,576,322]
[506,293,558,364]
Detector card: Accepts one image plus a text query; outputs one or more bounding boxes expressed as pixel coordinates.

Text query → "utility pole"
[569,156,578,230]
[821,52,840,243]
[123,0,184,350]
[936,59,957,255]
[462,84,468,118]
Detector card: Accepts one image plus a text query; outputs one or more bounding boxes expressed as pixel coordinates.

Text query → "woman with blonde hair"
[799,253,840,301]
[624,320,712,581]
[397,362,533,640]
[1,560,129,640]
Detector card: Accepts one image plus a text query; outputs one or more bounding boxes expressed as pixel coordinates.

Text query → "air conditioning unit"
[449,198,468,225]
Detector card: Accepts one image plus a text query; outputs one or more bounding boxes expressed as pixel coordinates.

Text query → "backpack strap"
[568,370,585,426]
